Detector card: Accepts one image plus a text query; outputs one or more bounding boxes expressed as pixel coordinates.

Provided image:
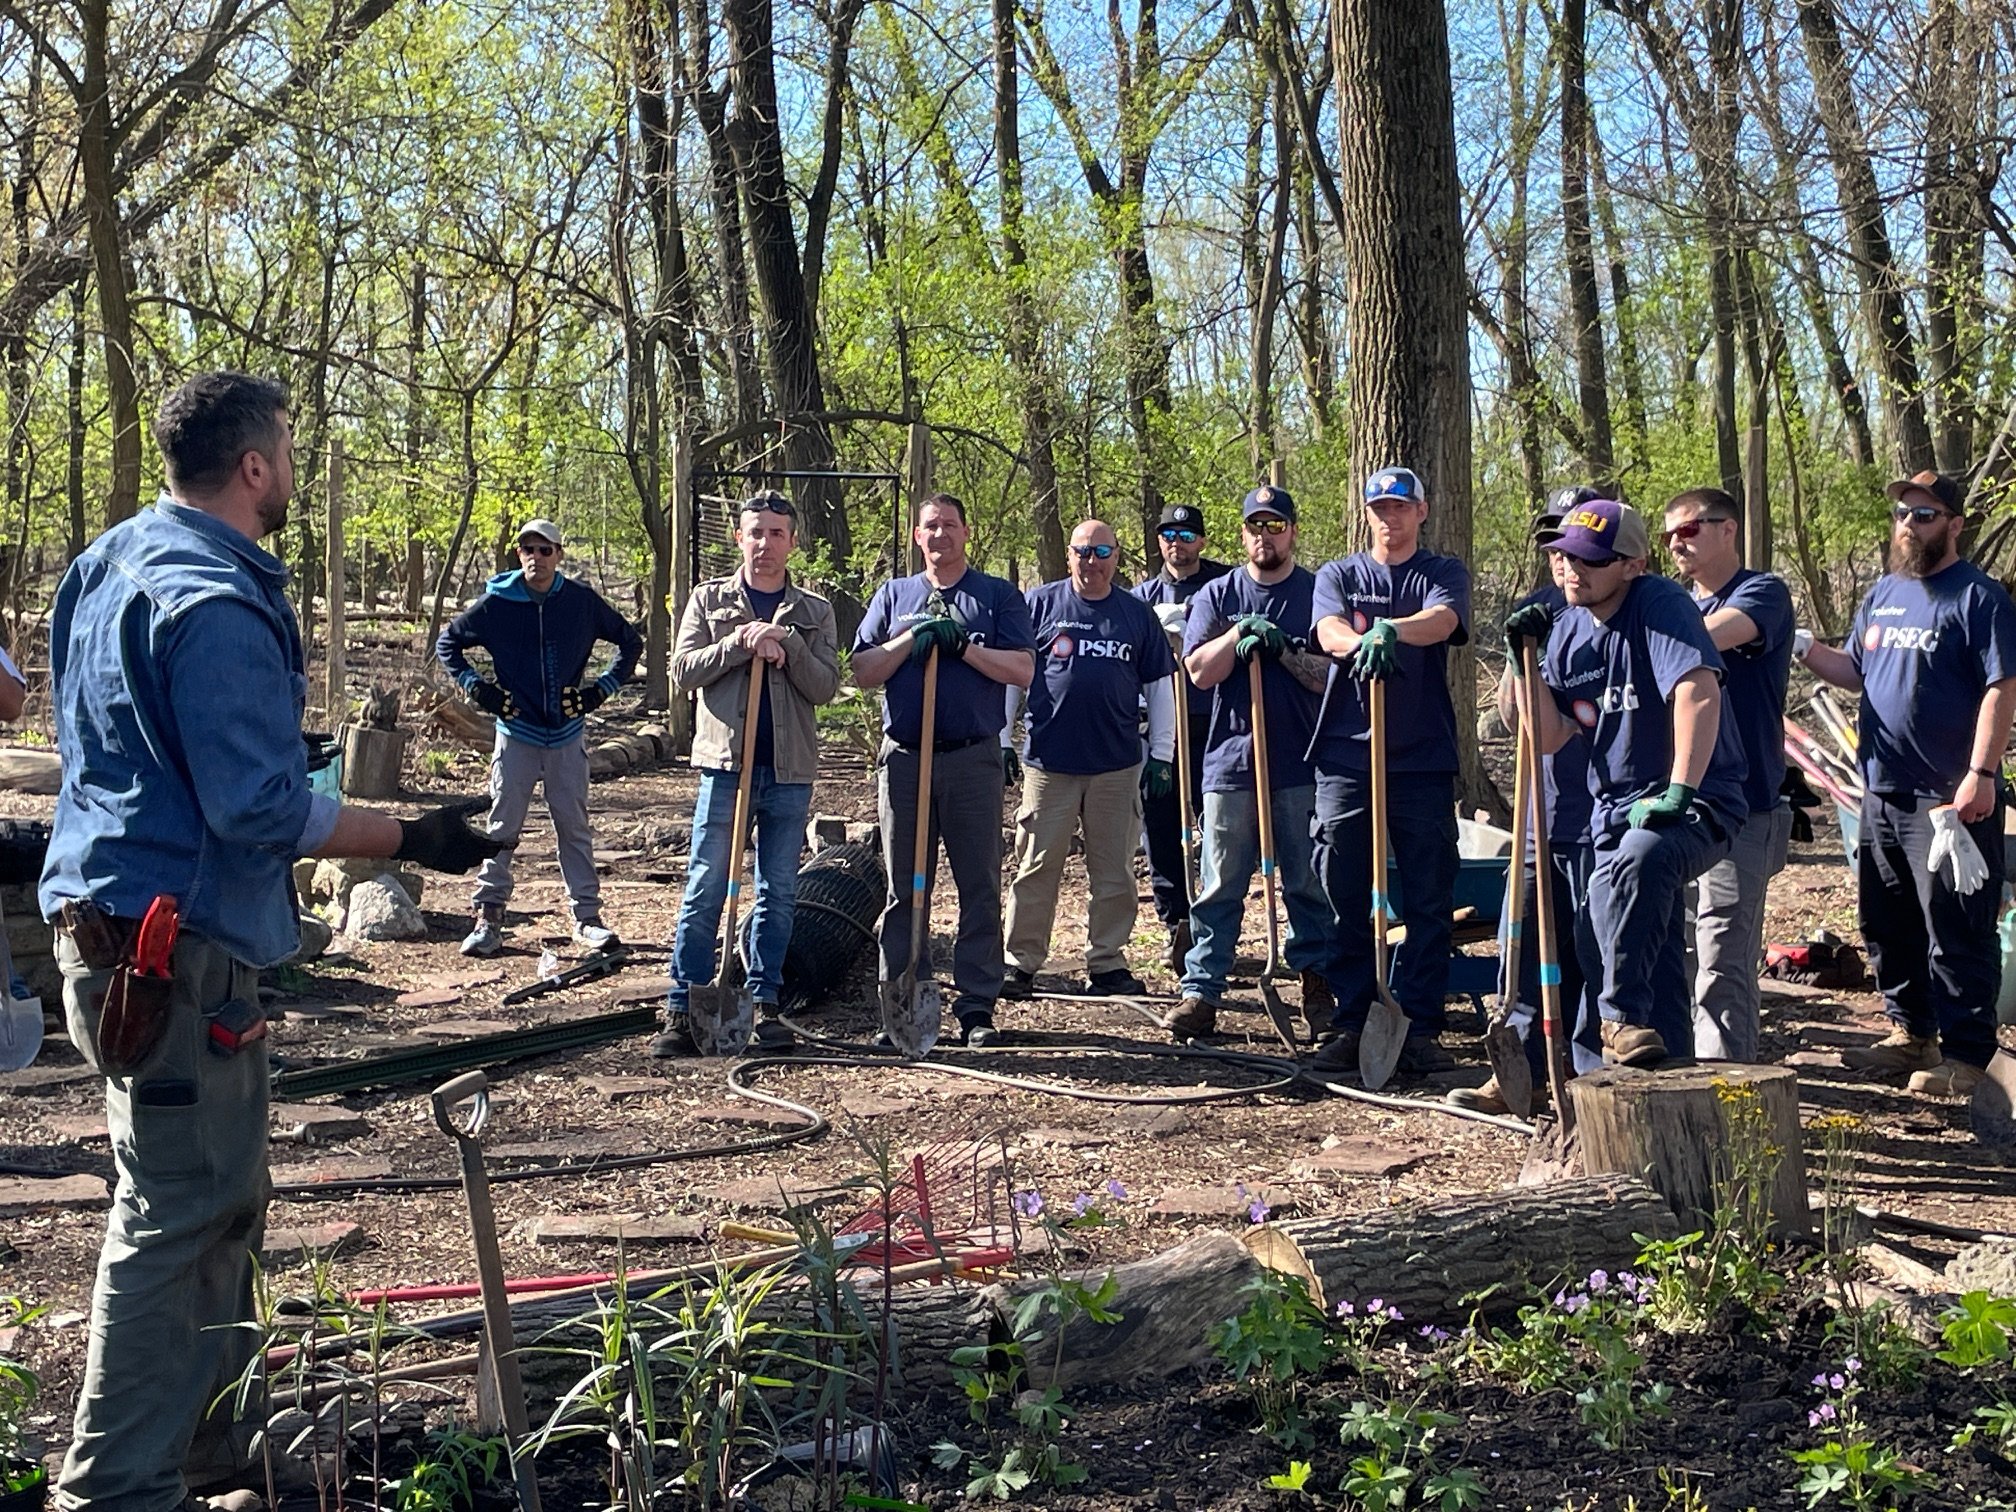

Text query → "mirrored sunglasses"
[1071,543,1117,560]
[1244,517,1291,536]
[1158,527,1201,544]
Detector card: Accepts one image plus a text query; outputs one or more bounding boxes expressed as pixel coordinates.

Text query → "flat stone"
[706,1178,842,1212]
[0,1174,110,1216]
[261,1221,365,1265]
[411,1019,517,1039]
[270,1103,371,1141]
[1020,1128,1113,1150]
[1293,1140,1425,1179]
[1148,1183,1295,1221]
[0,1063,97,1094]
[1111,1106,1191,1139]
[44,1116,108,1143]
[271,1157,396,1186]
[838,1093,910,1119]
[584,1077,666,1103]
[531,1213,709,1245]
[1783,1050,1846,1070]
[395,988,463,1009]
[690,1103,809,1130]
[276,1002,367,1021]
[611,983,667,1006]
[1947,1240,2016,1295]
[489,1140,615,1162]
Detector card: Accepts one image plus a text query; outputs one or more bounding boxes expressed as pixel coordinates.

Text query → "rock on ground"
[344,876,426,941]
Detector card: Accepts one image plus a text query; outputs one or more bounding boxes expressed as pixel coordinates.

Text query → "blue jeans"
[669,767,812,1012]
[1586,809,1732,1054]
[1180,784,1333,1003]
[1312,769,1458,1039]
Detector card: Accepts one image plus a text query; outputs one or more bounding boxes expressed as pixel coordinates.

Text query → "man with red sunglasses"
[1800,470,2016,1097]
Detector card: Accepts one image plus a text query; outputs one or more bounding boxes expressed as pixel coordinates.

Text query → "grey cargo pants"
[876,737,1005,1023]
[471,728,602,922]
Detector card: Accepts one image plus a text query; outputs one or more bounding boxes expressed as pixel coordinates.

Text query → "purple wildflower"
[1104,1178,1128,1202]
[1812,1373,1831,1389]
[1013,1189,1044,1219]
[1828,1374,1845,1392]
[1247,1196,1271,1224]
[1336,1300,1355,1318]
[1588,1269,1610,1293]
[1418,1325,1452,1344]
[1844,1357,1862,1374]
[1071,1193,1096,1217]
[1809,1403,1838,1427]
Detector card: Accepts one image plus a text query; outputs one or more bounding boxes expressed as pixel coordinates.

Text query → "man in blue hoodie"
[436,519,644,955]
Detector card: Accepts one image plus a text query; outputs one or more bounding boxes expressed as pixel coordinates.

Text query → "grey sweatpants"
[1687,801,1793,1062]
[56,931,269,1512]
[471,729,602,921]
[876,737,1005,1022]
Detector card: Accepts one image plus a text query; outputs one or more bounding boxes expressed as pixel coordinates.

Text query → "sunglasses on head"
[1662,517,1732,542]
[1158,527,1200,544]
[1071,543,1117,560]
[1244,517,1291,536]
[1893,503,1954,525]
[519,540,558,556]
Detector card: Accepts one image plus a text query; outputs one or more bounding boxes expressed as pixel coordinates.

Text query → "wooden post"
[324,436,346,723]
[904,418,933,573]
[1570,1063,1810,1237]
[1268,457,1286,489]
[665,431,694,757]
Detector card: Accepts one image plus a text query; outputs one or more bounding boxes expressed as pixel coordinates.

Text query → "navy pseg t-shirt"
[1541,574,1749,837]
[1516,583,1593,843]
[1848,560,2016,798]
[1182,566,1322,794]
[1024,582,1175,774]
[745,583,785,770]
[1133,559,1232,729]
[855,569,1036,747]
[1692,568,1793,815]
[1307,549,1471,775]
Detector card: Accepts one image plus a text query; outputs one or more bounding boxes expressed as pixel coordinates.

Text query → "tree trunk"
[65,279,86,562]
[1923,0,1985,477]
[1557,0,1613,478]
[403,259,429,614]
[1249,57,1291,475]
[682,0,764,437]
[77,0,142,528]
[3,54,37,561]
[1588,98,1648,484]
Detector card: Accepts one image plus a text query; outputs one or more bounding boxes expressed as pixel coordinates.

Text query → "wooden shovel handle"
[905,650,940,968]
[1519,642,1573,1130]
[716,659,767,977]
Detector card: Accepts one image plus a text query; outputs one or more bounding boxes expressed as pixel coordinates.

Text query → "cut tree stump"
[340,724,408,799]
[1244,1176,1676,1322]
[1570,1063,1810,1236]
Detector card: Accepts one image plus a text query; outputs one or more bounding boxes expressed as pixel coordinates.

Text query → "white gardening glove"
[1793,628,1814,660]
[1152,601,1188,636]
[1929,805,1991,895]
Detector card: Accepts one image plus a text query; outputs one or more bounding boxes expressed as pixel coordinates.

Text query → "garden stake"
[879,646,942,1057]
[1520,644,1573,1130]
[1170,636,1199,906]
[1246,657,1300,1051]
[1487,685,1535,1118]
[689,659,766,1056]
[1358,678,1409,1090]
[431,1070,543,1512]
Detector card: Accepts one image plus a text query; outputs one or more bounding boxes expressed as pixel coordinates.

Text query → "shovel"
[431,1071,543,1512]
[1171,653,1200,906]
[878,648,942,1058]
[1246,657,1300,1052]
[1485,673,1536,1118]
[1358,678,1410,1090]
[689,659,766,1056]
[1520,643,1574,1129]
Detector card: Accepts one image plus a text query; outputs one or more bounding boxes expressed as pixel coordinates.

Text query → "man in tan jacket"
[655,491,840,1053]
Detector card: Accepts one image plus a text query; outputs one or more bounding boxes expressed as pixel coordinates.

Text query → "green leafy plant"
[383,1428,506,1511]
[1210,1271,1336,1447]
[1789,1358,1931,1509]
[0,1296,47,1491]
[1824,1304,1927,1391]
[1950,1399,2016,1460]
[1935,1290,2016,1369]
[1264,1458,1313,1495]
[1336,1399,1478,1512]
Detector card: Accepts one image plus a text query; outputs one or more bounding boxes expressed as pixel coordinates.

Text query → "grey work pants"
[876,737,1005,1022]
[471,729,602,921]
[1005,763,1144,976]
[56,931,269,1512]
[1687,801,1792,1062]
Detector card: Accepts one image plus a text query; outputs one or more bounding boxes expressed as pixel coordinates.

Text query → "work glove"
[559,681,611,721]
[1793,627,1815,660]
[1142,758,1175,799]
[467,679,517,721]
[907,616,967,665]
[1152,602,1189,638]
[394,800,507,874]
[1929,805,1991,895]
[1002,748,1022,788]
[1352,619,1401,681]
[1233,614,1287,662]
[1502,601,1556,658]
[1626,781,1697,831]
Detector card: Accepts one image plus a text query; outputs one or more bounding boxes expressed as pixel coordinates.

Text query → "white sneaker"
[460,917,504,957]
[572,918,619,950]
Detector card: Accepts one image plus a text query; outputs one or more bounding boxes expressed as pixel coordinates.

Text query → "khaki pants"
[1005,763,1143,976]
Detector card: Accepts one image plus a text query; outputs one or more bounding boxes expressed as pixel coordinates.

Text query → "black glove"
[1141,758,1175,798]
[467,680,516,720]
[1003,748,1022,788]
[1502,601,1557,658]
[394,800,506,874]
[559,683,609,720]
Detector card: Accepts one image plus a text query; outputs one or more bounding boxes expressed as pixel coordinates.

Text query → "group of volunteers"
[25,368,2016,1511]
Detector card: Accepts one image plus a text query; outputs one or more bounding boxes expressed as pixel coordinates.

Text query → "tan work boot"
[1166,996,1218,1040]
[1445,1076,1549,1115]
[1600,1020,1667,1068]
[1843,1029,1942,1077]
[1907,1060,1983,1097]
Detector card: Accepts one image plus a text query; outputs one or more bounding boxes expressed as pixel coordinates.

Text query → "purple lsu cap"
[1545,499,1650,562]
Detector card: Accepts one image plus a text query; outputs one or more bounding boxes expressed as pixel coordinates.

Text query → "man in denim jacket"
[436,517,643,955]
[39,371,500,1511]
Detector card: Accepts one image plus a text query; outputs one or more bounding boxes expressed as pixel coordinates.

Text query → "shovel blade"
[0,996,41,1073]
[688,985,754,1058]
[1970,1048,2016,1147]
[1484,1021,1533,1118]
[1358,995,1408,1091]
[878,974,940,1059]
[1256,978,1299,1053]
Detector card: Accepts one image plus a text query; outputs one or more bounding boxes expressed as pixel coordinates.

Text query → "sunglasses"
[1554,550,1623,568]
[1158,527,1200,544]
[1244,517,1292,536]
[518,541,558,556]
[1071,543,1117,560]
[1662,517,1732,542]
[1893,503,1955,525]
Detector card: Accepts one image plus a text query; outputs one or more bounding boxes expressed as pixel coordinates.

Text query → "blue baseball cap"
[1364,466,1426,505]
[1545,499,1651,562]
[1241,484,1297,523]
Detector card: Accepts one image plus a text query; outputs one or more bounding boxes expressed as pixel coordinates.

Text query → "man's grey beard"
[1893,528,1945,579]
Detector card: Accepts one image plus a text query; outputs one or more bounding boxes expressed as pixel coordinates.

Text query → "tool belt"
[57,898,178,1075]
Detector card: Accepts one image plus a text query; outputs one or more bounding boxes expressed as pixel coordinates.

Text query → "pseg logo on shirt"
[1863,624,1939,653]
[1049,633,1135,661]
[1572,683,1641,727]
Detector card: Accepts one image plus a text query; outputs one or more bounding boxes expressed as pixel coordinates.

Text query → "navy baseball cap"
[1885,470,1964,515]
[1546,499,1651,562]
[1159,503,1207,532]
[1364,466,1425,505]
[1533,484,1602,542]
[1241,484,1296,523]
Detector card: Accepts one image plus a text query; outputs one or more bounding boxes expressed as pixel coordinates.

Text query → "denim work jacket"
[39,496,338,967]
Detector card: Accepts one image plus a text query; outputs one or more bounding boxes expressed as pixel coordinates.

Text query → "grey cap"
[517,517,565,547]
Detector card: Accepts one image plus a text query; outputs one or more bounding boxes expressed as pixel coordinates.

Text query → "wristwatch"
[1973,765,2000,779]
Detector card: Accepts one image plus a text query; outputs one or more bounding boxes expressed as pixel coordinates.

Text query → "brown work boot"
[1445,1076,1548,1115]
[1600,1020,1667,1068]
[1164,919,1192,976]
[1907,1060,1983,1097]
[1299,969,1335,1031]
[1843,1029,1942,1077]
[1310,1029,1362,1074]
[1166,996,1218,1040]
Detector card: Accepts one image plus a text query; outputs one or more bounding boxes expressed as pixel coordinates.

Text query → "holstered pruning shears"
[133,895,180,978]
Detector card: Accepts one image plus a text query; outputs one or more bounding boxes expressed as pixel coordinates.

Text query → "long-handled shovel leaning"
[1520,643,1574,1129]
[1358,678,1411,1090]
[1172,656,1200,907]
[1246,658,1301,1052]
[689,660,766,1056]
[432,1071,543,1512]
[1486,671,1537,1118]
[878,648,942,1058]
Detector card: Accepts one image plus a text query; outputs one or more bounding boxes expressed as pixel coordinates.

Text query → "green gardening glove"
[1233,614,1287,662]
[1627,782,1698,831]
[907,616,967,665]
[1141,758,1175,798]
[1002,748,1022,788]
[1502,600,1556,658]
[1352,618,1400,681]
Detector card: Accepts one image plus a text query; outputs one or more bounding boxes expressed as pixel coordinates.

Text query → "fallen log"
[1244,1176,1677,1323]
